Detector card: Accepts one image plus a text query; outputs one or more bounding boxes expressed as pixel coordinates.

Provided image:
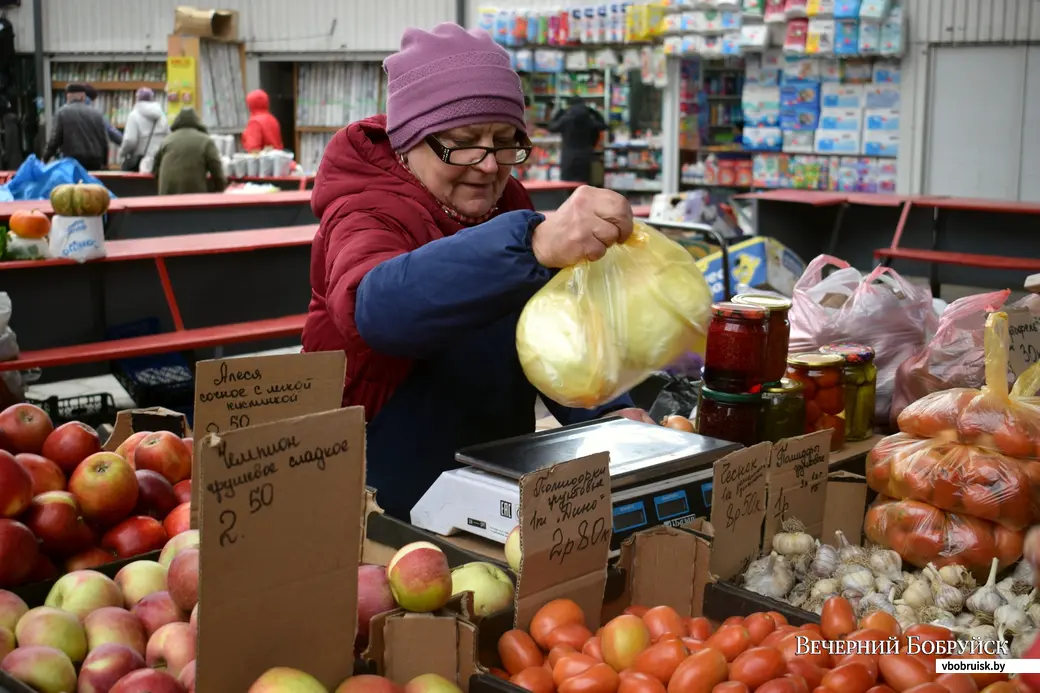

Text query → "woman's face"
[405,122,519,218]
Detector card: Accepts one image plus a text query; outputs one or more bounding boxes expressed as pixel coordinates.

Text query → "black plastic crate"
[25,392,119,430]
[106,318,195,409]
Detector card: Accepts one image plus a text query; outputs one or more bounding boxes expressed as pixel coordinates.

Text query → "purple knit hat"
[136,87,154,102]
[383,23,526,153]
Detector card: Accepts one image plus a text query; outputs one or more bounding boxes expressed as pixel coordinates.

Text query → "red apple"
[114,431,150,469]
[181,437,192,457]
[163,502,191,537]
[189,604,196,632]
[41,421,102,475]
[114,560,168,608]
[357,564,397,643]
[179,659,196,692]
[172,480,191,505]
[0,519,39,587]
[69,452,139,527]
[26,554,60,583]
[102,516,168,559]
[336,675,405,693]
[0,450,32,518]
[83,607,147,656]
[134,470,178,519]
[66,547,118,572]
[78,643,146,693]
[0,403,53,454]
[131,591,186,637]
[158,530,197,569]
[23,491,94,557]
[14,453,66,495]
[167,548,198,612]
[1,645,78,693]
[133,432,192,485]
[146,621,195,678]
[111,668,186,693]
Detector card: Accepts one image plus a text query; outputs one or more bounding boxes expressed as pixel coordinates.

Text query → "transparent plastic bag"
[864,495,1025,577]
[898,312,1040,459]
[517,221,713,408]
[866,433,1040,530]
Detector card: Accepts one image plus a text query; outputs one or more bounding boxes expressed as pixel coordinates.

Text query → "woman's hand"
[531,185,633,268]
[606,408,655,424]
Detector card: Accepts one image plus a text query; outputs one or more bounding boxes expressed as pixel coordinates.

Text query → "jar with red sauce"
[703,302,769,393]
[733,293,793,383]
[786,352,846,452]
[696,387,762,447]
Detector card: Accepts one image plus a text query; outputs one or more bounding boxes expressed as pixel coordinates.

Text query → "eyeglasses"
[425,135,532,166]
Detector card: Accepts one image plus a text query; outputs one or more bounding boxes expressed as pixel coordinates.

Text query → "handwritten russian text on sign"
[190,351,346,528]
[709,442,771,581]
[196,406,365,692]
[514,453,611,631]
[1008,308,1040,381]
[763,430,831,549]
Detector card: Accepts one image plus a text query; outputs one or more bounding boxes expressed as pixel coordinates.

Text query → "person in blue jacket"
[301,23,654,520]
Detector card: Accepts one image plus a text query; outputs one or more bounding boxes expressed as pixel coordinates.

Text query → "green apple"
[0,646,77,693]
[450,562,514,617]
[114,560,168,608]
[248,666,329,692]
[404,674,462,693]
[14,606,87,663]
[503,526,521,573]
[0,590,27,632]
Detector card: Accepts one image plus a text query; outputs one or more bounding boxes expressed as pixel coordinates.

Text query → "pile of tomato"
[491,596,1022,693]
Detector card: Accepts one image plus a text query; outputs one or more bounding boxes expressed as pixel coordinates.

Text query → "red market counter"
[89,172,315,197]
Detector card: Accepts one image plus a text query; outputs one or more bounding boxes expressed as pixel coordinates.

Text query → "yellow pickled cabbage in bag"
[517,221,713,408]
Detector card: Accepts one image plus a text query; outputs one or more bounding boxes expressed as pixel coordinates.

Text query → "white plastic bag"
[48,216,106,263]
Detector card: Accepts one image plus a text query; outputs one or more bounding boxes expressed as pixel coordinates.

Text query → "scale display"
[608,476,714,550]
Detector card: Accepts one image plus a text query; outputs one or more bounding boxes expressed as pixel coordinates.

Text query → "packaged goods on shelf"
[296,63,383,128]
[197,40,249,130]
[751,153,896,192]
[52,91,170,130]
[297,131,335,175]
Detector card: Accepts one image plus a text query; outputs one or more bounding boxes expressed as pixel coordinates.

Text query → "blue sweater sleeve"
[355,210,550,359]
[543,392,636,427]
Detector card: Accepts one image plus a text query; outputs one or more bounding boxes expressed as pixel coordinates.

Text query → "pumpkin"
[9,209,51,239]
[49,183,111,217]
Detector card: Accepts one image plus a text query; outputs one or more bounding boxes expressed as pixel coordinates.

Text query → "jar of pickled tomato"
[703,302,768,393]
[821,342,877,442]
[696,387,762,447]
[761,378,806,443]
[733,293,792,384]
[786,352,846,451]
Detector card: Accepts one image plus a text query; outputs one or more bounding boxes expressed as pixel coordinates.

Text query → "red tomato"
[715,684,752,693]
[821,663,875,693]
[745,614,778,646]
[978,685,1018,693]
[821,597,857,641]
[786,674,810,693]
[934,674,978,693]
[801,624,823,635]
[499,629,545,675]
[686,617,714,641]
[903,686,949,693]
[667,646,729,693]
[548,624,595,651]
[877,655,933,693]
[632,639,688,685]
[866,687,896,693]
[787,657,825,690]
[858,613,901,638]
[559,663,621,693]
[705,624,753,662]
[761,626,799,649]
[532,600,587,650]
[839,629,893,666]
[767,612,790,627]
[683,638,707,653]
[959,655,1008,689]
[839,656,878,684]
[643,606,686,643]
[730,647,789,690]
[900,625,953,667]
[777,631,830,669]
[513,666,556,693]
[549,645,578,668]
[726,616,747,626]
[626,606,651,618]
[757,678,805,693]
[619,672,667,693]
[583,637,605,662]
[553,655,599,687]
[490,669,511,680]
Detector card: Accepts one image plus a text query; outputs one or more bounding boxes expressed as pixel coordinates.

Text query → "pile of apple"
[248,669,466,693]
[0,530,200,692]
[0,402,195,587]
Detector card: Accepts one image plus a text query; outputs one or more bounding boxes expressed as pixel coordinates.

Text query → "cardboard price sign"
[514,453,611,631]
[763,430,830,549]
[190,351,346,528]
[1008,308,1040,380]
[709,443,771,581]
[196,406,366,692]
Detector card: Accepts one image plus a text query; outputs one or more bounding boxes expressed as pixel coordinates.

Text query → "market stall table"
[87,171,316,197]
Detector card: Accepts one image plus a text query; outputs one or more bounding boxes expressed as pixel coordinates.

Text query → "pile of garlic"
[738,521,1040,659]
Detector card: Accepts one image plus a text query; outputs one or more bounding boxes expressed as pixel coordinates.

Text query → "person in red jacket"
[301,22,652,520]
[242,89,283,152]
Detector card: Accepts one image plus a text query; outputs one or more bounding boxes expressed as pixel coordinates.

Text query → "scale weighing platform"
[410,417,741,553]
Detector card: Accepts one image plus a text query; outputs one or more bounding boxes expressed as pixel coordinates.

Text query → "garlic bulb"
[1027,602,1040,628]
[954,624,998,645]
[744,552,796,600]
[790,551,814,579]
[894,603,918,629]
[836,562,873,579]
[875,576,898,597]
[938,564,976,590]
[899,578,935,610]
[811,543,840,578]
[1012,629,1038,659]
[841,569,876,595]
[787,581,810,608]
[836,530,867,563]
[811,578,840,599]
[773,522,815,557]
[858,591,896,617]
[841,589,863,612]
[924,564,966,613]
[967,558,1006,623]
[954,611,977,627]
[869,549,903,581]
[994,603,1031,642]
[918,605,956,628]
[804,594,827,615]
[1010,588,1037,611]
[1013,559,1036,587]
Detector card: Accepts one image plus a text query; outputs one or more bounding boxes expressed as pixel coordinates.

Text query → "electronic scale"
[410,417,741,554]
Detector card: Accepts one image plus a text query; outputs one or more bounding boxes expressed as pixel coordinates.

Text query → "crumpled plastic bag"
[0,155,112,203]
[864,494,1024,577]
[898,312,1040,459]
[517,221,713,409]
[866,432,1040,530]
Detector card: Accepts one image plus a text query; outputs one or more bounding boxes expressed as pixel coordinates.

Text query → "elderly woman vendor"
[302,23,652,520]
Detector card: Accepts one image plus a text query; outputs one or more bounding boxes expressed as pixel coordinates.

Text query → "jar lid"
[701,386,763,404]
[787,352,845,368]
[764,378,804,394]
[733,293,793,312]
[821,342,876,363]
[711,301,768,320]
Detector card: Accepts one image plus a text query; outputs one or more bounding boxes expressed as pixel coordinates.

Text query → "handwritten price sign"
[763,431,831,548]
[1008,310,1040,380]
[709,443,771,581]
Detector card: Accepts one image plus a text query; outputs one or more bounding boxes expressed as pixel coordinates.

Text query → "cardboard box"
[821,471,869,547]
[696,236,807,302]
[174,5,239,40]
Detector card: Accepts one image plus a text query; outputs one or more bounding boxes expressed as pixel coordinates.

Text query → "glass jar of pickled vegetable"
[761,378,806,443]
[786,352,846,452]
[821,342,877,442]
[703,302,769,393]
[733,293,792,384]
[696,387,762,447]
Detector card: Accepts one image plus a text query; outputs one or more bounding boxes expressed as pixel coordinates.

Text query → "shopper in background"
[83,84,123,147]
[547,96,608,184]
[242,89,284,152]
[43,83,109,170]
[152,107,226,195]
[302,22,652,521]
[118,88,169,172]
